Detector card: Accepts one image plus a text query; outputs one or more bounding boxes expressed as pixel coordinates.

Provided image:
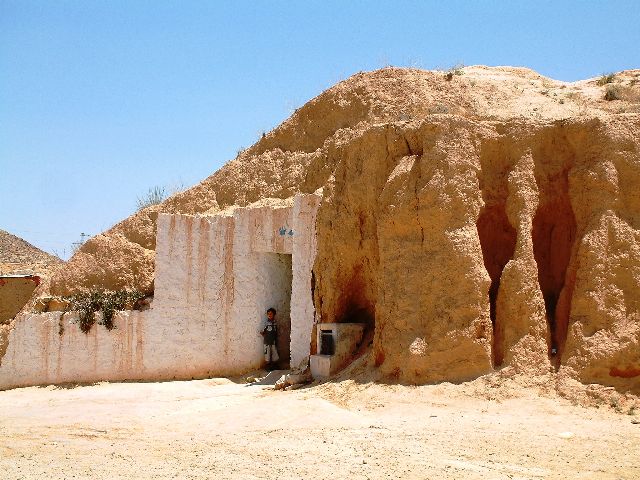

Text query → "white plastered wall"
[0,194,320,390]
[0,311,148,390]
[290,194,322,367]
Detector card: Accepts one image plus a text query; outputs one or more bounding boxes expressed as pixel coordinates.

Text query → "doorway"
[258,253,293,366]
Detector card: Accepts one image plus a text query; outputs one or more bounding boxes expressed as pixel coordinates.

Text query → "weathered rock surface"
[47,66,640,391]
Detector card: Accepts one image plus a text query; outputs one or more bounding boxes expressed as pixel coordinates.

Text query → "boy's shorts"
[264,344,279,363]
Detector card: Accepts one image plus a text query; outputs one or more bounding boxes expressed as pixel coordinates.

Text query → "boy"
[260,308,279,370]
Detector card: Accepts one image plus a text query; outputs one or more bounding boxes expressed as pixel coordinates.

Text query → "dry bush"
[136,186,167,210]
[597,73,616,86]
[605,85,622,101]
[604,84,640,102]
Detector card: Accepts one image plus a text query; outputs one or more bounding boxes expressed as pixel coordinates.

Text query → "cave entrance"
[259,253,293,367]
[477,204,517,367]
[337,268,376,353]
[532,187,577,363]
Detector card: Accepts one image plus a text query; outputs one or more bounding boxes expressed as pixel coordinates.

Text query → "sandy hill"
[0,229,61,274]
[50,66,640,296]
[47,66,640,391]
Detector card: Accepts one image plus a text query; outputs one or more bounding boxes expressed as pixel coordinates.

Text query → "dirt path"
[0,377,638,479]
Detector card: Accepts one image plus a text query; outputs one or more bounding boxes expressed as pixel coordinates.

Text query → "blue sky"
[1,1,639,259]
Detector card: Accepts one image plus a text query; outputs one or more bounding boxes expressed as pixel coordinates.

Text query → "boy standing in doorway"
[261,308,279,370]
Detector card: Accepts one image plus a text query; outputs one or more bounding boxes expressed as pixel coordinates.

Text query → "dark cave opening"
[313,265,377,362]
[477,204,517,367]
[532,186,577,363]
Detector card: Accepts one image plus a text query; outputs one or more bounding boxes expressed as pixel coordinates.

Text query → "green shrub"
[64,289,145,333]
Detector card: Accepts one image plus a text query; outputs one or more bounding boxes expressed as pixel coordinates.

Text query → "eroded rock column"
[498,152,550,372]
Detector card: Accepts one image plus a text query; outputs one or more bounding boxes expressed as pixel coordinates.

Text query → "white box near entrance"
[310,323,365,379]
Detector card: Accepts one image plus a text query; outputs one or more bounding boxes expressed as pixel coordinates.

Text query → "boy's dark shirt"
[262,321,277,345]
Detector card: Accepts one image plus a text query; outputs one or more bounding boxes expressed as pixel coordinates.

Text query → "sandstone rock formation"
[47,67,640,392]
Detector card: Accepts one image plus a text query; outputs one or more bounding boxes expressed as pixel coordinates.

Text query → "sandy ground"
[1,375,639,480]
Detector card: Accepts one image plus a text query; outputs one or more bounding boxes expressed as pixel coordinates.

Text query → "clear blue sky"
[1,1,639,259]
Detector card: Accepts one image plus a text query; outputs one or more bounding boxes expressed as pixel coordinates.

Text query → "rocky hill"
[48,66,640,392]
[0,229,61,274]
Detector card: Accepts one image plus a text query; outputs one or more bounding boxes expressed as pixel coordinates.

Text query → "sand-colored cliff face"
[312,115,639,391]
[48,66,640,391]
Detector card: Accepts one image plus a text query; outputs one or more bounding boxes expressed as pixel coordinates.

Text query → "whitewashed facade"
[0,194,321,390]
